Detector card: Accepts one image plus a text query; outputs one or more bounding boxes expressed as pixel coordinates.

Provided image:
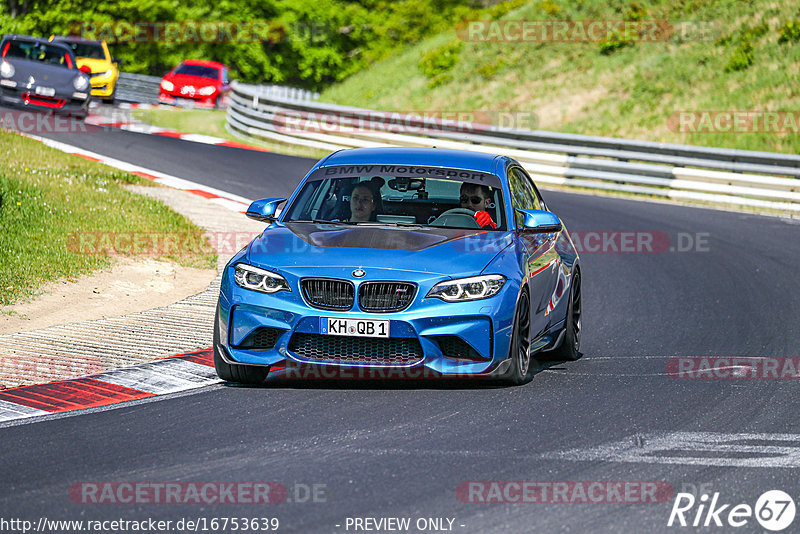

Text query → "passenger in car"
[459,183,497,229]
[347,178,384,222]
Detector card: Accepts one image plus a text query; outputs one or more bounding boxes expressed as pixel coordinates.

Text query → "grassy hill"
[321,0,800,154]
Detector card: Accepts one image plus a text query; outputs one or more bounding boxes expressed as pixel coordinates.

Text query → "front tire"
[551,270,581,361]
[213,309,269,384]
[502,290,531,386]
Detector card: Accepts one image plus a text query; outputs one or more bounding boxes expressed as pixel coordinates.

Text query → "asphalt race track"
[3,126,800,533]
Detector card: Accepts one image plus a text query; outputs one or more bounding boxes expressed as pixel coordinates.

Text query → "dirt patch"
[0,257,216,334]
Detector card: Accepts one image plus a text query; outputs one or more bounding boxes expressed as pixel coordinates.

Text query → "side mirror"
[79,65,92,74]
[516,209,562,233]
[112,57,123,67]
[246,198,286,223]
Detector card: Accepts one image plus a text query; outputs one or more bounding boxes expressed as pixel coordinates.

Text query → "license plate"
[176,97,195,106]
[320,318,389,338]
[35,86,55,97]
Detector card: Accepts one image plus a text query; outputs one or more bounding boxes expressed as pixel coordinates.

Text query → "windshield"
[2,41,73,68]
[174,64,219,79]
[58,41,105,60]
[282,167,506,231]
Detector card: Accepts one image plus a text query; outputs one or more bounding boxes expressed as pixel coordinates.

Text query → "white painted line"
[0,399,50,422]
[23,133,254,211]
[120,123,169,134]
[180,133,227,144]
[94,359,220,395]
[541,432,800,468]
[94,369,196,395]
[151,358,220,382]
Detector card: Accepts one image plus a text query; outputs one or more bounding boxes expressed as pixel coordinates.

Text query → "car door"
[508,166,561,339]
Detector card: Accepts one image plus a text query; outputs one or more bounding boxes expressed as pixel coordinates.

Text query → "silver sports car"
[0,34,91,118]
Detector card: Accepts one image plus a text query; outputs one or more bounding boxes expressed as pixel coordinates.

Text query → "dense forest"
[0,0,517,89]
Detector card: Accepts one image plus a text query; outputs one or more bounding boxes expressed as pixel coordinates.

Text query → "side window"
[508,167,539,228]
[222,68,230,84]
[532,184,546,211]
[516,168,544,211]
[291,180,326,220]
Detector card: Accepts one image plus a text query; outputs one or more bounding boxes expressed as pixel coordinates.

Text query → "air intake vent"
[435,336,485,361]
[288,333,423,365]
[301,278,354,311]
[237,327,285,350]
[358,282,416,312]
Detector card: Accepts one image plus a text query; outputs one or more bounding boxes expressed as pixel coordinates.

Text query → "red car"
[158,60,230,108]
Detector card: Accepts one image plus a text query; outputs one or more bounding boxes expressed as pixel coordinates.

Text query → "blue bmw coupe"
[214,147,581,385]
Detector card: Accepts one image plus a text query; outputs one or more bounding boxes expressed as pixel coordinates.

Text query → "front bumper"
[158,90,217,107]
[0,86,90,115]
[217,265,519,377]
[90,75,117,98]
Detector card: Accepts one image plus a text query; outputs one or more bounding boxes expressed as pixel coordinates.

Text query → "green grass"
[132,108,329,160]
[0,132,216,306]
[321,0,800,155]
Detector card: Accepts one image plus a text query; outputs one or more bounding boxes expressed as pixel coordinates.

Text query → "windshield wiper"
[290,219,352,225]
[351,221,425,228]
[290,220,425,229]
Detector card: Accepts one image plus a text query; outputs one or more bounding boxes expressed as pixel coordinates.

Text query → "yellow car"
[50,36,120,103]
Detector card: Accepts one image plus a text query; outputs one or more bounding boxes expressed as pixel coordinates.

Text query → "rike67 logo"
[668,490,796,531]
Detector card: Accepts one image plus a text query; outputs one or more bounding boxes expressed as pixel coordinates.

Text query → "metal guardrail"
[115,72,162,105]
[115,73,318,106]
[244,84,319,101]
[226,81,800,212]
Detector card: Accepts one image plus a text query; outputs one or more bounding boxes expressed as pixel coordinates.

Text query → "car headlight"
[160,80,174,91]
[234,264,291,294]
[198,86,216,95]
[427,274,506,302]
[0,61,14,78]
[73,74,89,91]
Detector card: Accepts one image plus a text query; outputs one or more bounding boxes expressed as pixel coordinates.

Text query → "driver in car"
[460,183,497,229]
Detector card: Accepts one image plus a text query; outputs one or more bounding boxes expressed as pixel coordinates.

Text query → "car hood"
[245,223,514,277]
[5,59,78,89]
